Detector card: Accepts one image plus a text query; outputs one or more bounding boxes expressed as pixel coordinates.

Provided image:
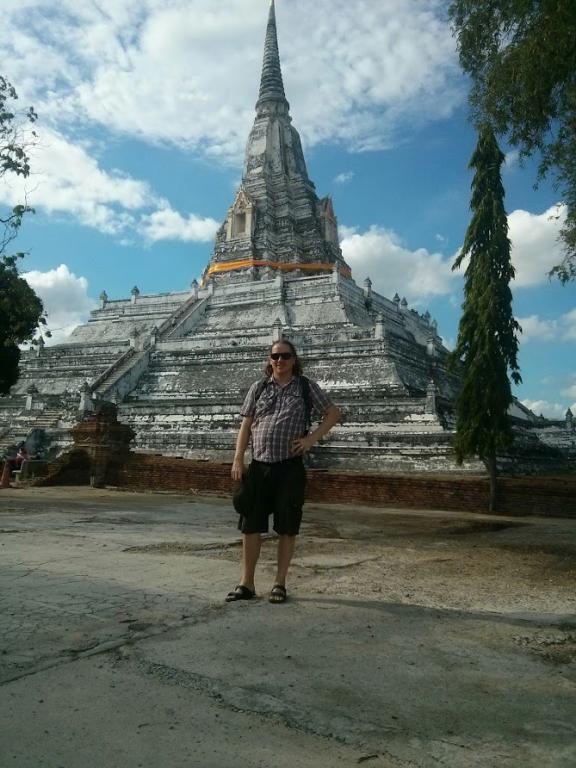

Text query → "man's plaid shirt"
[240,375,334,463]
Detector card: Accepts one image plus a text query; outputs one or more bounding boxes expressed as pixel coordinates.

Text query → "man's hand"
[291,434,316,455]
[231,457,245,481]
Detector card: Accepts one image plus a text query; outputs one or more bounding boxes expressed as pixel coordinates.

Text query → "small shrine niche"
[226,187,255,241]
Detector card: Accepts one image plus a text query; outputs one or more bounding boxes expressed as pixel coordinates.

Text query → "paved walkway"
[1,487,575,767]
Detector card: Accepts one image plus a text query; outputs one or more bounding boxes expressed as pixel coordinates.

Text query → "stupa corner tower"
[205,0,350,283]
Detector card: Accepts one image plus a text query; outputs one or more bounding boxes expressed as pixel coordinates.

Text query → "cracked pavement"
[1,486,575,767]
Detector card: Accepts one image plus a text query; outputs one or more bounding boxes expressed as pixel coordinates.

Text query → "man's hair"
[264,338,303,377]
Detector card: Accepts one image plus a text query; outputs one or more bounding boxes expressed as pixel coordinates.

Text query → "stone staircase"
[0,406,64,455]
[91,348,150,401]
[156,294,209,341]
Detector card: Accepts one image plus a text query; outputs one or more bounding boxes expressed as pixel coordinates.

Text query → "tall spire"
[205,0,351,284]
[256,0,288,110]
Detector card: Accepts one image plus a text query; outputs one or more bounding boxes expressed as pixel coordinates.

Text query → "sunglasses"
[270,352,294,361]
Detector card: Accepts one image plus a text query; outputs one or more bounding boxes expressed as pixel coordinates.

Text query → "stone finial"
[25,383,38,412]
[426,334,436,358]
[431,319,438,332]
[363,278,372,306]
[129,327,140,348]
[375,313,385,341]
[400,297,408,309]
[272,317,283,343]
[78,382,94,414]
[99,290,108,308]
[393,293,400,304]
[131,286,140,304]
[423,311,431,324]
[190,279,199,300]
[425,379,438,415]
[36,336,45,358]
[567,408,574,432]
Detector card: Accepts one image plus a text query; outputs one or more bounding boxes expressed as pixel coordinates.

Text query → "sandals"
[224,584,287,603]
[225,585,256,602]
[269,584,287,604]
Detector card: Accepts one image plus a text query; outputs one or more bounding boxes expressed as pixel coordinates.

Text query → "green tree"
[449,0,576,283]
[0,76,46,394]
[451,124,522,511]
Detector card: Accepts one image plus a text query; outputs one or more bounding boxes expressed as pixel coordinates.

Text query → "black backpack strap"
[253,377,269,403]
[300,376,312,428]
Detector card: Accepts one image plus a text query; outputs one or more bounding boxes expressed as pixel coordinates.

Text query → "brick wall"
[112,453,576,518]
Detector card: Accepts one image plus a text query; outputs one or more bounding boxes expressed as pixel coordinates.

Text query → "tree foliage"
[449,0,576,282]
[0,76,45,395]
[451,125,521,510]
[0,255,45,394]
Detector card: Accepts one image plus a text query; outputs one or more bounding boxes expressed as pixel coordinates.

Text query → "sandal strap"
[226,585,255,601]
[269,584,287,602]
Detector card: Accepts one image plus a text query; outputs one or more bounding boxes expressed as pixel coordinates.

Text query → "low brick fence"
[109,453,576,518]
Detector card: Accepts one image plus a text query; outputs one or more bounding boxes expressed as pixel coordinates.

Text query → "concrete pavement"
[1,487,575,767]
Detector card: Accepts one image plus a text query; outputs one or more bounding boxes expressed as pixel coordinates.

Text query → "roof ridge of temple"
[256,0,288,110]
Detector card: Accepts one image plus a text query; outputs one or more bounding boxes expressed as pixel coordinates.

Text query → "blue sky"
[1,0,574,418]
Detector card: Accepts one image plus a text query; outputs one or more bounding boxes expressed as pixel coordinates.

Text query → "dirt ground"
[1,486,575,767]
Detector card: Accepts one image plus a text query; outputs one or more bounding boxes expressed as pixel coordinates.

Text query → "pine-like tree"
[451,124,521,511]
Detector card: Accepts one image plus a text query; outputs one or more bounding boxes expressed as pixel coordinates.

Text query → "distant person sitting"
[15,445,28,470]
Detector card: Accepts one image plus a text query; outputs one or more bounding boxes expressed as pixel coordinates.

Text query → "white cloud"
[453,204,567,289]
[22,264,96,344]
[1,0,463,164]
[509,204,566,288]
[140,208,219,243]
[340,225,457,301]
[561,375,576,400]
[334,171,354,185]
[561,309,576,341]
[0,126,219,243]
[517,315,558,343]
[504,150,519,172]
[338,225,358,240]
[521,399,576,420]
[515,311,576,344]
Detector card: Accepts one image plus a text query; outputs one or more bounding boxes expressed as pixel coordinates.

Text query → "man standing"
[227,340,341,604]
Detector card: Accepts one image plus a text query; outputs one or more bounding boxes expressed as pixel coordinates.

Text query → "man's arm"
[231,415,254,480]
[292,404,341,455]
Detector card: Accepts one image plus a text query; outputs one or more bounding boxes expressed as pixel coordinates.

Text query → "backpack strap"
[300,375,312,429]
[253,377,269,403]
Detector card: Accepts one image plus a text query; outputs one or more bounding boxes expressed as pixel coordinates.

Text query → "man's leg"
[240,532,262,591]
[274,534,296,587]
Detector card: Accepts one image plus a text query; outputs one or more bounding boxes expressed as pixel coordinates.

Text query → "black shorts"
[233,457,306,536]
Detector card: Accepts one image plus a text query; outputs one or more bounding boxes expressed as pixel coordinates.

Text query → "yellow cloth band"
[206,258,351,278]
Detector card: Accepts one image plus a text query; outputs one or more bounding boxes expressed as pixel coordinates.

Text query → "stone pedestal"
[71,402,135,487]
